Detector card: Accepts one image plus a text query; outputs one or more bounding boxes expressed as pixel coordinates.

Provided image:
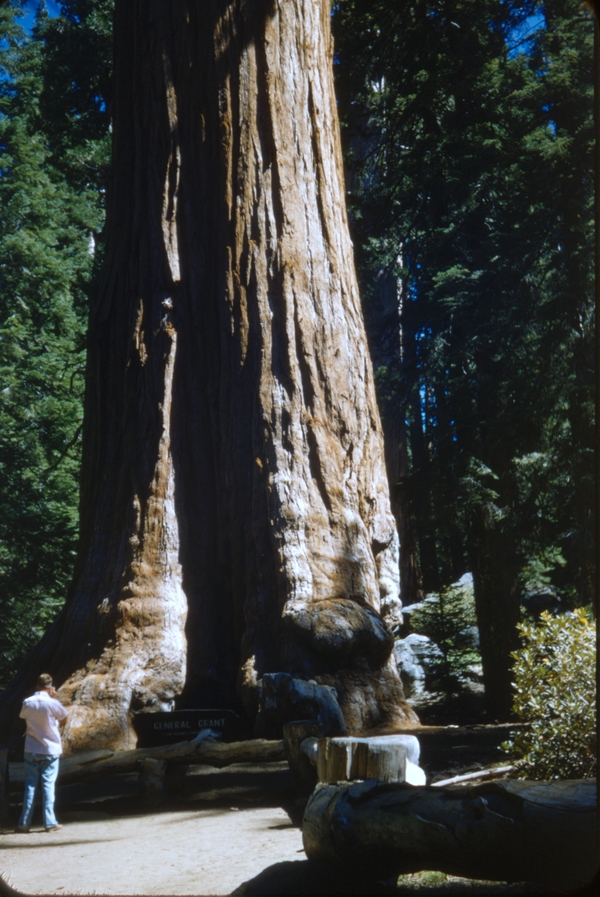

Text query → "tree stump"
[303,777,597,891]
[316,735,424,785]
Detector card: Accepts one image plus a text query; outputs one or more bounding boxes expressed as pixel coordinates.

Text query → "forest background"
[0,0,595,721]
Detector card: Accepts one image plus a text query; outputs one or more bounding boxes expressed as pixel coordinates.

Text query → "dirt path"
[0,805,304,895]
[0,721,550,896]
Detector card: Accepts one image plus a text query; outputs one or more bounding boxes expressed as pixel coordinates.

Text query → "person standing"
[16,673,68,833]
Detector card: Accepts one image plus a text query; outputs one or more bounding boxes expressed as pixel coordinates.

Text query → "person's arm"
[48,687,69,725]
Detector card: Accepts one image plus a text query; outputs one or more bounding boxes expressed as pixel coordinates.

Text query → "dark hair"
[36,673,53,690]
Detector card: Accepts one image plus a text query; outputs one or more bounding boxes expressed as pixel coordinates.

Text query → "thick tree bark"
[0,0,415,752]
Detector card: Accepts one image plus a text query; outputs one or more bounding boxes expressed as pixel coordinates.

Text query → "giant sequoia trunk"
[0,0,416,752]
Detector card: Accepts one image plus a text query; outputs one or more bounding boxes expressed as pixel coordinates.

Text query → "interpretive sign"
[132,709,248,747]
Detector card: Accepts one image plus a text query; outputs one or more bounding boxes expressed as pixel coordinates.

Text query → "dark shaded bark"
[467,503,521,722]
[384,413,424,605]
[0,0,416,752]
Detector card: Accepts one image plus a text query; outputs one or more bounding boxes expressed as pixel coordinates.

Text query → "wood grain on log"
[303,778,598,890]
[316,735,422,785]
[56,738,285,784]
[178,761,294,804]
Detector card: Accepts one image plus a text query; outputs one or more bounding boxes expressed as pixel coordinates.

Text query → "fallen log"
[303,777,597,890]
[56,737,285,785]
[178,761,295,804]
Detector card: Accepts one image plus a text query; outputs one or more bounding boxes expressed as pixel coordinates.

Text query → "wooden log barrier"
[56,737,286,785]
[3,738,287,811]
[302,777,598,890]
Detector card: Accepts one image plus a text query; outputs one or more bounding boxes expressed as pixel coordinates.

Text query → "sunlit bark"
[0,0,416,752]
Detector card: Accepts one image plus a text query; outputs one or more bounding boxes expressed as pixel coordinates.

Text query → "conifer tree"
[0,1,104,689]
[334,0,594,719]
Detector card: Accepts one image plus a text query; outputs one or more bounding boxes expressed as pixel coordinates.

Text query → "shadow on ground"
[231,859,395,895]
[230,860,544,896]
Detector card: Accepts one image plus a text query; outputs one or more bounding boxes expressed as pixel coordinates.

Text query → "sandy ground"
[0,805,305,896]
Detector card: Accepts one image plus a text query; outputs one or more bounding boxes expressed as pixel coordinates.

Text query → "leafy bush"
[409,577,481,697]
[503,609,596,779]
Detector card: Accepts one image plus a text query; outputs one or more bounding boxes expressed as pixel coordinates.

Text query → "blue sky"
[506,9,546,56]
[16,1,545,54]
[17,1,61,33]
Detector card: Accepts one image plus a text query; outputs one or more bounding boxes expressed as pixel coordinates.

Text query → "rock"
[521,586,562,617]
[455,625,480,650]
[393,634,444,700]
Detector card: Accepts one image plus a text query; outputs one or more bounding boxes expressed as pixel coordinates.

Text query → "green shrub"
[503,608,596,779]
[409,579,481,697]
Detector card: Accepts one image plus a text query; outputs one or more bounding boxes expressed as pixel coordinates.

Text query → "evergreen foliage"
[503,609,596,778]
[334,0,594,714]
[0,1,106,690]
[409,578,480,697]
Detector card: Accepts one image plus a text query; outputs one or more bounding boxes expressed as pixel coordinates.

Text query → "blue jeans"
[18,751,60,829]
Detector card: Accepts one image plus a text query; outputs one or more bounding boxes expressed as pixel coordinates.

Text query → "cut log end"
[316,735,424,785]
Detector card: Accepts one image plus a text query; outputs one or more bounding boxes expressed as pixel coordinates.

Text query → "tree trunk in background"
[369,266,424,609]
[408,392,440,594]
[0,0,415,753]
[384,414,423,606]
[467,503,520,722]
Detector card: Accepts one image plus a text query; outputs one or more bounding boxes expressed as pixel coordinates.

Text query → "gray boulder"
[455,624,480,650]
[393,634,444,701]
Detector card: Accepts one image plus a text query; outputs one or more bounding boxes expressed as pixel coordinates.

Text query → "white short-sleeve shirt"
[20,690,68,755]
